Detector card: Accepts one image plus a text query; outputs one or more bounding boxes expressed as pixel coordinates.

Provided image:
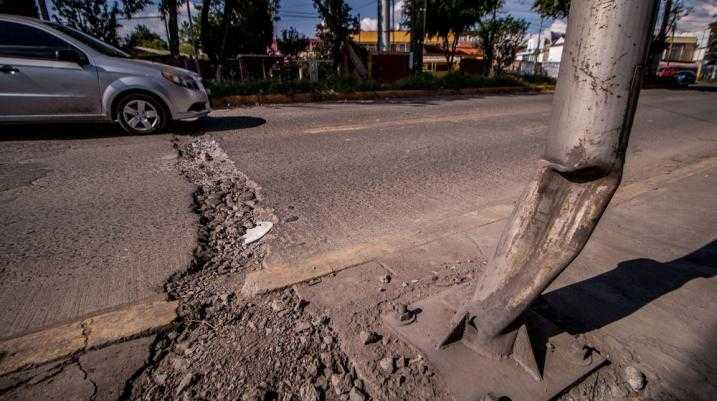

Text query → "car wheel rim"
[122,100,159,132]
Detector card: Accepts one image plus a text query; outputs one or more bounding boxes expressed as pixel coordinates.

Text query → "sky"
[276,0,717,37]
[43,0,717,43]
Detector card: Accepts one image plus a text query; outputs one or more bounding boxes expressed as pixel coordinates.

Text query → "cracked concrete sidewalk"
[0,336,154,401]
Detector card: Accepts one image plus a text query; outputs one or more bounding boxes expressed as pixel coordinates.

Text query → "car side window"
[0,21,73,60]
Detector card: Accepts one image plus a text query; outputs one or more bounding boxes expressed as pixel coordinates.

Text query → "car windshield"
[46,22,130,58]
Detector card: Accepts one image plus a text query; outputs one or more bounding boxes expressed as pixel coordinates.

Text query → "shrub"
[207,71,532,98]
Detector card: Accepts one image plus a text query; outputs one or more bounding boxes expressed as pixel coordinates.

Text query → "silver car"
[0,14,210,134]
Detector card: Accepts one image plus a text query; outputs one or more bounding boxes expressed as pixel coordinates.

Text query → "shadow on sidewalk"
[532,240,717,399]
[535,240,716,334]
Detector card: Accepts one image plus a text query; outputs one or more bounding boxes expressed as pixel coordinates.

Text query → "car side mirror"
[55,49,88,65]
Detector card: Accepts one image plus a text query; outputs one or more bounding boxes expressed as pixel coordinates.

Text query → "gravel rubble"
[125,135,369,401]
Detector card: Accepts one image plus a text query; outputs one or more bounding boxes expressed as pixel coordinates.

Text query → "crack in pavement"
[75,357,98,401]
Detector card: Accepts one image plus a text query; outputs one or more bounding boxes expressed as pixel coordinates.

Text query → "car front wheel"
[116,94,167,134]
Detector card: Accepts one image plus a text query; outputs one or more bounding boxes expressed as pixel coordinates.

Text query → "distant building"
[517,31,564,63]
[663,35,698,63]
[515,31,565,78]
[655,35,701,80]
[351,30,484,75]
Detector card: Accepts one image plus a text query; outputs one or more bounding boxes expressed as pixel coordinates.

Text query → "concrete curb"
[0,300,178,376]
[211,85,555,108]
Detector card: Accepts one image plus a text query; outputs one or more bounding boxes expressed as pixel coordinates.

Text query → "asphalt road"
[211,89,717,269]
[1,88,715,339]
[0,128,197,338]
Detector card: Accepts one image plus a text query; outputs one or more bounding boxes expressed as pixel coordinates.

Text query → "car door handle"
[0,65,19,74]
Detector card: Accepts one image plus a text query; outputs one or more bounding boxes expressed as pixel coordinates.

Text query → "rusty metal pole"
[440,0,659,355]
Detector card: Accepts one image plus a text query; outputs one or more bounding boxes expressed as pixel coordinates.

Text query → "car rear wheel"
[116,94,167,135]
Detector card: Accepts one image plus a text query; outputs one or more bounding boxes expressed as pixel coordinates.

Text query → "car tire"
[115,93,167,135]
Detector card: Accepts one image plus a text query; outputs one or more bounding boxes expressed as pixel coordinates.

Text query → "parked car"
[0,15,210,134]
[673,70,696,87]
[656,65,697,87]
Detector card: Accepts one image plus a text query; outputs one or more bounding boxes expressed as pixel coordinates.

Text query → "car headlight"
[162,68,199,90]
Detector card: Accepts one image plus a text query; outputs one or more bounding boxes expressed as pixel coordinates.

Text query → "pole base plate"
[382,285,607,401]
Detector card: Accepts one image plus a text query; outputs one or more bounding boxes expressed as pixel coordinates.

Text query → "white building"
[516,31,565,78]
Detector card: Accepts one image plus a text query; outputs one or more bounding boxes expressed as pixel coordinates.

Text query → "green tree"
[648,0,691,77]
[162,0,181,57]
[473,0,510,75]
[422,0,498,71]
[52,0,122,45]
[52,0,151,46]
[193,0,278,78]
[312,21,333,60]
[278,28,310,60]
[122,0,153,16]
[125,24,168,50]
[312,0,358,70]
[402,0,428,73]
[532,0,569,19]
[492,16,529,74]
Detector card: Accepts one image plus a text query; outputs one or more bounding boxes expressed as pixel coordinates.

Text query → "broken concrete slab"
[0,361,95,401]
[0,322,85,378]
[0,300,177,376]
[83,300,178,349]
[77,336,155,401]
[382,287,607,401]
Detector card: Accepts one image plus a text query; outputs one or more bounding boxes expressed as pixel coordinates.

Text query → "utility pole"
[441,0,659,353]
[409,0,424,73]
[648,0,674,78]
[167,0,180,59]
[378,0,390,52]
[533,17,544,76]
[386,0,661,399]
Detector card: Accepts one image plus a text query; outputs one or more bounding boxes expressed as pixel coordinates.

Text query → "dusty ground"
[1,89,715,401]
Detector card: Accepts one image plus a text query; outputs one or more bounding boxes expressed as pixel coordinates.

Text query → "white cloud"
[361,17,377,31]
[359,0,405,32]
[677,2,717,33]
[548,19,566,34]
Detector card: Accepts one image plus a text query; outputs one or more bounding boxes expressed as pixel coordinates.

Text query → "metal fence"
[515,61,562,79]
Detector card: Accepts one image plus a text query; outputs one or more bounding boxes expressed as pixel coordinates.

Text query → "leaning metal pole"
[440,0,659,354]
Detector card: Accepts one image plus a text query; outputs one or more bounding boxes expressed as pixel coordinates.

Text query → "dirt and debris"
[624,365,646,391]
[120,134,641,401]
[358,331,381,345]
[124,135,368,401]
